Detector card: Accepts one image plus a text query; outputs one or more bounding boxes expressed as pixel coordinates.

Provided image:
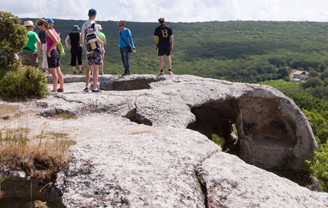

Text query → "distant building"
[293,71,308,80]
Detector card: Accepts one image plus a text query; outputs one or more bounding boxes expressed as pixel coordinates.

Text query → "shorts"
[87,51,102,65]
[158,42,171,56]
[20,52,39,67]
[47,49,60,68]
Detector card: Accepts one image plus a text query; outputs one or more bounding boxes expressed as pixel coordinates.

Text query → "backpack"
[85,23,100,54]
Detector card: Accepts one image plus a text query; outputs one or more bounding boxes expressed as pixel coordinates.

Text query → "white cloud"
[1,0,89,20]
[2,0,328,22]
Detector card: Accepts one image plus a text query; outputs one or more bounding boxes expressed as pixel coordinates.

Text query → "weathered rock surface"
[1,74,327,207]
[36,74,317,169]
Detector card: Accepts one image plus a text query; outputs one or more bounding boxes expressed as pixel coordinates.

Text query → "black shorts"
[47,49,60,68]
[158,42,171,56]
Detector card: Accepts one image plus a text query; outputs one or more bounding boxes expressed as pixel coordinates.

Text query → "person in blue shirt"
[117,20,135,76]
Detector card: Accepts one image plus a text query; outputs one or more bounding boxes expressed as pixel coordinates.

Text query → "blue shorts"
[47,49,60,68]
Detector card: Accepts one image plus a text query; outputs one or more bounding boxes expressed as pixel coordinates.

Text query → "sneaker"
[83,87,90,92]
[169,71,173,75]
[73,71,76,74]
[57,88,64,93]
[158,71,164,75]
[122,73,130,76]
[92,88,102,92]
[101,71,104,75]
[79,71,82,74]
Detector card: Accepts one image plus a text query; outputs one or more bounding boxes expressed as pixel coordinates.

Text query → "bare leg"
[85,65,92,87]
[166,55,171,70]
[78,65,82,72]
[56,66,64,89]
[72,66,76,72]
[159,56,164,70]
[93,65,99,89]
[100,63,104,73]
[49,67,58,91]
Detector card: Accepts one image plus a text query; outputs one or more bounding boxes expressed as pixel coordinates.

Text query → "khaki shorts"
[20,52,39,67]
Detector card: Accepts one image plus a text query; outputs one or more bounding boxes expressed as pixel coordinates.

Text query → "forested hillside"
[21,19,328,81]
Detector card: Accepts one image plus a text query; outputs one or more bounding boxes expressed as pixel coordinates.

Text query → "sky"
[2,0,328,23]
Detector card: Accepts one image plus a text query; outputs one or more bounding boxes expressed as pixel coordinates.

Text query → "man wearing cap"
[97,24,106,75]
[47,19,54,28]
[65,25,83,74]
[81,8,103,93]
[20,20,41,70]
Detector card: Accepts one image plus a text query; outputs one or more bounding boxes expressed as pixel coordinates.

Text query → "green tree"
[309,71,318,78]
[301,77,324,89]
[0,11,27,73]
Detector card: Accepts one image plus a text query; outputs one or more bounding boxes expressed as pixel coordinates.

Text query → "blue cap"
[73,25,80,30]
[47,19,54,23]
[88,9,97,16]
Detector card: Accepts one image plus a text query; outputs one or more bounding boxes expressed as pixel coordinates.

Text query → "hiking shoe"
[83,87,90,92]
[57,88,64,93]
[158,71,164,75]
[92,88,102,92]
[79,71,82,74]
[122,73,130,76]
[73,71,76,74]
[169,71,173,75]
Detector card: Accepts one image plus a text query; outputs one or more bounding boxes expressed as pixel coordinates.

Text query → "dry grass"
[0,127,76,183]
[51,112,77,120]
[0,104,21,120]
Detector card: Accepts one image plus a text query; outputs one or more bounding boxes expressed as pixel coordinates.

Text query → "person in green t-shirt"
[97,24,106,75]
[20,20,41,70]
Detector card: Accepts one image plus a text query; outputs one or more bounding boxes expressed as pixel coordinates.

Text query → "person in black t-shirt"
[154,17,174,75]
[65,25,83,74]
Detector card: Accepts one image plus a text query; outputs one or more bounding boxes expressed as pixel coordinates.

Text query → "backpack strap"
[120,30,129,46]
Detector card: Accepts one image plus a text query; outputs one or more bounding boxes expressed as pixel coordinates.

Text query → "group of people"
[19,8,174,93]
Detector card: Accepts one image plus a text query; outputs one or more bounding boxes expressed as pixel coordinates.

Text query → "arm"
[46,30,58,57]
[79,33,83,46]
[36,40,41,57]
[154,35,158,51]
[96,35,104,47]
[170,35,174,50]
[65,35,70,48]
[127,30,136,51]
[103,38,106,45]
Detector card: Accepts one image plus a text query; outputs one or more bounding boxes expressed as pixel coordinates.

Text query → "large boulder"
[37,74,317,170]
[1,74,325,207]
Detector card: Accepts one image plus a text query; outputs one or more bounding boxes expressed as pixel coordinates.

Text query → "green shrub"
[0,11,27,72]
[306,142,328,192]
[0,67,49,98]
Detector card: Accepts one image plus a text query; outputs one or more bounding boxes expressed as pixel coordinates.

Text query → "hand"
[132,48,136,52]
[154,45,157,51]
[171,45,174,50]
[47,50,51,57]
[34,52,40,57]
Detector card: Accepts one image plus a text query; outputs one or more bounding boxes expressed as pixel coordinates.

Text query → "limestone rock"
[1,74,326,207]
